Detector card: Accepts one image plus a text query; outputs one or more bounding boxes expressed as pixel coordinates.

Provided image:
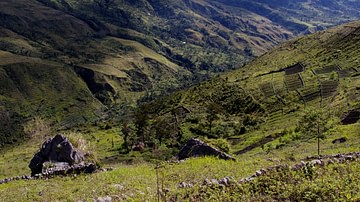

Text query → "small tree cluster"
[120,106,182,154]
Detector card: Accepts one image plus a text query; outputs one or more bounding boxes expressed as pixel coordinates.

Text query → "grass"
[0,121,359,201]
[180,160,360,201]
[111,38,180,72]
[0,153,276,201]
[0,139,39,179]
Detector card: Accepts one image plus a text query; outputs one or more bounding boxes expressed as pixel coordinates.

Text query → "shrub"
[66,132,97,162]
[23,116,51,140]
[205,138,231,153]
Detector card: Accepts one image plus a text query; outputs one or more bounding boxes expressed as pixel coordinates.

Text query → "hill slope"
[1,0,360,145]
[126,19,360,157]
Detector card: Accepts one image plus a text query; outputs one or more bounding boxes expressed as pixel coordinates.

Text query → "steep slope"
[1,0,360,145]
[216,0,360,33]
[126,20,360,156]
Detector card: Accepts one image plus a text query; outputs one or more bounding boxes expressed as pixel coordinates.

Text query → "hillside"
[1,7,360,201]
[1,0,360,145]
[124,19,360,160]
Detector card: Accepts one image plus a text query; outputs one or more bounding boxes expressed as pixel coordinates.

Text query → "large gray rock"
[29,134,84,176]
[177,138,235,161]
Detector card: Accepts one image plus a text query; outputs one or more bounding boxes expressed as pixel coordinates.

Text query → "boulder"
[332,137,347,144]
[177,138,235,161]
[29,134,84,176]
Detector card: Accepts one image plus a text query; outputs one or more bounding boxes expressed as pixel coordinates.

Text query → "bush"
[205,138,231,153]
[66,132,97,162]
[23,116,51,140]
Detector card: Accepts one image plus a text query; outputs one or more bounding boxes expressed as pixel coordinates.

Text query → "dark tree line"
[120,105,183,154]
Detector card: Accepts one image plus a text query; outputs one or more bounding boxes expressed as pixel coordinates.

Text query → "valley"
[0,0,360,201]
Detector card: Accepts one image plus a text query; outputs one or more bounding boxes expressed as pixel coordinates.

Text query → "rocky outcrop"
[177,138,235,161]
[35,162,97,178]
[29,134,84,176]
[341,110,360,125]
[332,137,347,144]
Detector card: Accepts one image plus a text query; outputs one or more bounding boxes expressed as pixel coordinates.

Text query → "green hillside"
[1,0,360,145]
[1,11,360,202]
[122,19,360,160]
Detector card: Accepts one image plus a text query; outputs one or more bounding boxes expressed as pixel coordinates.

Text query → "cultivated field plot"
[284,73,304,91]
[313,64,341,75]
[298,85,321,103]
[259,82,275,97]
[320,80,339,98]
[338,68,357,78]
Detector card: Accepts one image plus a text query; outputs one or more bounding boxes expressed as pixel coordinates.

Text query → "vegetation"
[118,19,360,160]
[297,108,338,156]
[0,122,359,201]
[1,0,360,145]
[23,116,51,140]
[1,1,360,201]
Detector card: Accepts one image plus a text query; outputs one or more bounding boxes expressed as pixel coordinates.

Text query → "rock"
[310,159,323,166]
[326,159,334,165]
[203,178,211,185]
[255,170,262,176]
[344,155,355,161]
[83,163,97,173]
[106,167,114,171]
[96,196,112,202]
[292,161,306,171]
[341,110,360,125]
[179,182,193,188]
[238,177,255,184]
[112,184,124,190]
[29,134,84,176]
[177,138,235,161]
[332,137,347,144]
[218,177,232,186]
[42,162,70,174]
[132,142,145,151]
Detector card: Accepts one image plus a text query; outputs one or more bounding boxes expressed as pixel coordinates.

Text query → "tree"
[205,102,223,137]
[152,116,172,147]
[297,108,338,157]
[120,121,134,153]
[133,107,150,144]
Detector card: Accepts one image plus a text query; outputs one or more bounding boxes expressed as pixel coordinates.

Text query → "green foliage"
[119,121,134,154]
[205,102,223,137]
[205,138,231,153]
[0,110,24,145]
[63,132,100,165]
[23,116,51,140]
[297,107,337,140]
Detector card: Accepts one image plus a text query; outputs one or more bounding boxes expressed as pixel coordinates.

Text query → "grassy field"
[0,121,359,201]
